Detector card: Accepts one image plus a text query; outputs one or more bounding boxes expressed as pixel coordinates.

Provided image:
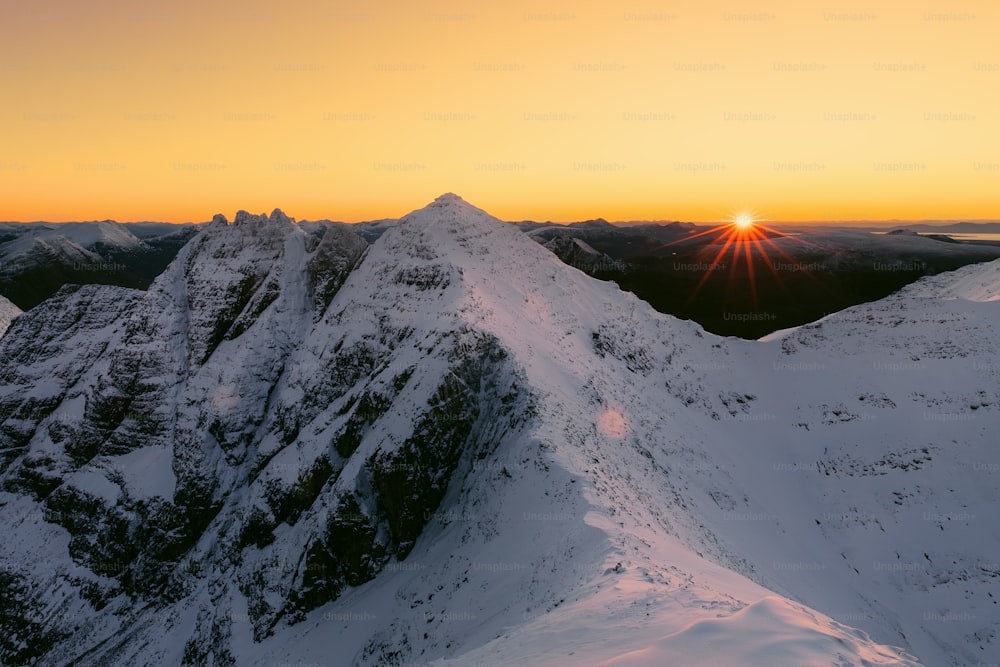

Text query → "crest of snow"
[897,257,1000,301]
[56,220,145,249]
[0,232,99,267]
[591,596,919,667]
[0,220,146,273]
[437,591,919,667]
[763,258,1000,341]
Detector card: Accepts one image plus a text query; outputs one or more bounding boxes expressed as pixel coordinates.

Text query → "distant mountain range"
[0,221,199,311]
[4,215,1000,339]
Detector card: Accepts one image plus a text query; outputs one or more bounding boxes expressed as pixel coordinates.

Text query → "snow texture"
[1,194,998,666]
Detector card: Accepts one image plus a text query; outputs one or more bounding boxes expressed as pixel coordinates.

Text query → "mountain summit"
[0,196,997,665]
[232,207,296,227]
[430,191,467,206]
[397,192,504,235]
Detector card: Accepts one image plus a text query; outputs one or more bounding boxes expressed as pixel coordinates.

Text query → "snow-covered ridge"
[897,256,1000,301]
[0,220,145,266]
[0,218,200,312]
[0,194,997,665]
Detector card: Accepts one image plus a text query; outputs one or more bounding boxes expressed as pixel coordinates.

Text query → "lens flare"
[597,407,630,439]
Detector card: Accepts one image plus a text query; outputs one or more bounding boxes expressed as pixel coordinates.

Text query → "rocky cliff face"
[0,200,539,665]
[0,195,997,666]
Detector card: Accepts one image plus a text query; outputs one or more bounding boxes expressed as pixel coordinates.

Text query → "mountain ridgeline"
[0,195,997,665]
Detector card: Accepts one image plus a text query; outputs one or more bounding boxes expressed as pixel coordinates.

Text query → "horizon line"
[4,217,1000,227]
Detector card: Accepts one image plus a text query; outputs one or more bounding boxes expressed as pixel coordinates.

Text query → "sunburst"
[662,208,834,309]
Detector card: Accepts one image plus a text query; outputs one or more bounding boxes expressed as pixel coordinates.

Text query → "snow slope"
[898,257,1000,302]
[0,295,20,338]
[1,195,997,666]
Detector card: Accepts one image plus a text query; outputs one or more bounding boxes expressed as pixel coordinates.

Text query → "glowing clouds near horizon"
[597,406,630,439]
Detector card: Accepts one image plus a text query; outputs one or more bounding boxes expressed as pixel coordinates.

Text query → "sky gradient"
[2,0,998,223]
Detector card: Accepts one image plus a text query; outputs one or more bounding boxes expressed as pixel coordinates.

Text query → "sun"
[658,205,836,312]
[733,213,755,230]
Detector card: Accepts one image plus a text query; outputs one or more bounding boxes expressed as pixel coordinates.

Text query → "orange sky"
[2,0,998,223]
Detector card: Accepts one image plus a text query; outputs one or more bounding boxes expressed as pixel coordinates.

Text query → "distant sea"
[871,231,1000,242]
[944,233,1000,242]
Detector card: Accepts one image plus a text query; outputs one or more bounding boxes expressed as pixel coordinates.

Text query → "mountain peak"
[432,192,466,206]
[269,208,294,225]
[233,210,261,226]
[421,192,487,217]
[231,208,296,227]
[395,193,501,237]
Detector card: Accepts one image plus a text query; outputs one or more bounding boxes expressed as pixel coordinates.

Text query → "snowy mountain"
[0,220,198,310]
[897,258,1000,302]
[0,194,996,666]
[0,220,144,266]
